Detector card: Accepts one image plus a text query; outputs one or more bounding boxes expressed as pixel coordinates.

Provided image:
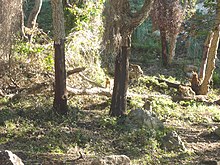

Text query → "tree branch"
[129,0,154,29]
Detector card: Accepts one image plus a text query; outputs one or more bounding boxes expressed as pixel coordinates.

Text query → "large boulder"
[124,109,164,130]
[91,155,130,165]
[0,150,24,165]
[161,131,186,152]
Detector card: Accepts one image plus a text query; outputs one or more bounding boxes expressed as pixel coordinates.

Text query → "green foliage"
[13,40,54,72]
[14,41,44,56]
[213,71,220,87]
[129,96,145,109]
[115,128,161,157]
[99,116,117,129]
[137,76,177,96]
[132,20,161,62]
[64,1,104,34]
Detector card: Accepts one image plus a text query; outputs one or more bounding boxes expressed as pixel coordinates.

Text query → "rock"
[214,127,220,137]
[199,160,220,165]
[161,131,186,152]
[125,109,163,130]
[0,150,24,165]
[91,155,130,165]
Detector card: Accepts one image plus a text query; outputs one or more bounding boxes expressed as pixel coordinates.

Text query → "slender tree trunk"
[199,31,214,81]
[26,0,42,42]
[20,0,28,40]
[160,29,168,66]
[27,0,42,28]
[168,35,177,65]
[197,0,220,95]
[198,26,220,95]
[51,0,68,115]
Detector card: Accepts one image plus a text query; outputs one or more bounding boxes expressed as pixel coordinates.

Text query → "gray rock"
[91,155,130,165]
[0,150,24,165]
[199,160,220,165]
[125,109,163,130]
[214,127,220,137]
[161,131,186,152]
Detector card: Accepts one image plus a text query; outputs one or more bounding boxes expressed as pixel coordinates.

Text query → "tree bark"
[160,29,168,66]
[110,39,130,116]
[197,0,220,95]
[107,0,154,117]
[199,31,214,81]
[20,0,28,40]
[198,26,220,95]
[51,0,68,115]
[27,0,42,28]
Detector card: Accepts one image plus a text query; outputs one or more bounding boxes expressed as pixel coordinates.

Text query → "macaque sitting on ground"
[191,71,200,94]
[105,78,111,89]
[178,85,195,97]
[129,63,143,83]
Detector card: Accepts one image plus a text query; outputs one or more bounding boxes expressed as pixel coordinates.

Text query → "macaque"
[179,85,195,97]
[129,64,143,82]
[191,71,200,94]
[105,77,111,89]
[143,100,152,111]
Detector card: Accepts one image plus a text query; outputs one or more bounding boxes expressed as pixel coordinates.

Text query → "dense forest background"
[0,0,220,164]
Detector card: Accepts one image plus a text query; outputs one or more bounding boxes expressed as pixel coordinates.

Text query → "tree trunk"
[110,38,130,116]
[0,0,3,24]
[106,0,154,117]
[20,0,27,40]
[199,31,214,81]
[27,0,42,28]
[160,29,168,66]
[168,35,177,65]
[198,26,220,95]
[51,0,68,115]
[197,0,220,95]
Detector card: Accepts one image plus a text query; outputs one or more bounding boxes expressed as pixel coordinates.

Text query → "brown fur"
[191,71,200,94]
[179,85,195,97]
[129,64,143,81]
[105,78,111,89]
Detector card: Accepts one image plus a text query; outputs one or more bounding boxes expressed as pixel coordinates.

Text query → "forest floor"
[0,51,220,165]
